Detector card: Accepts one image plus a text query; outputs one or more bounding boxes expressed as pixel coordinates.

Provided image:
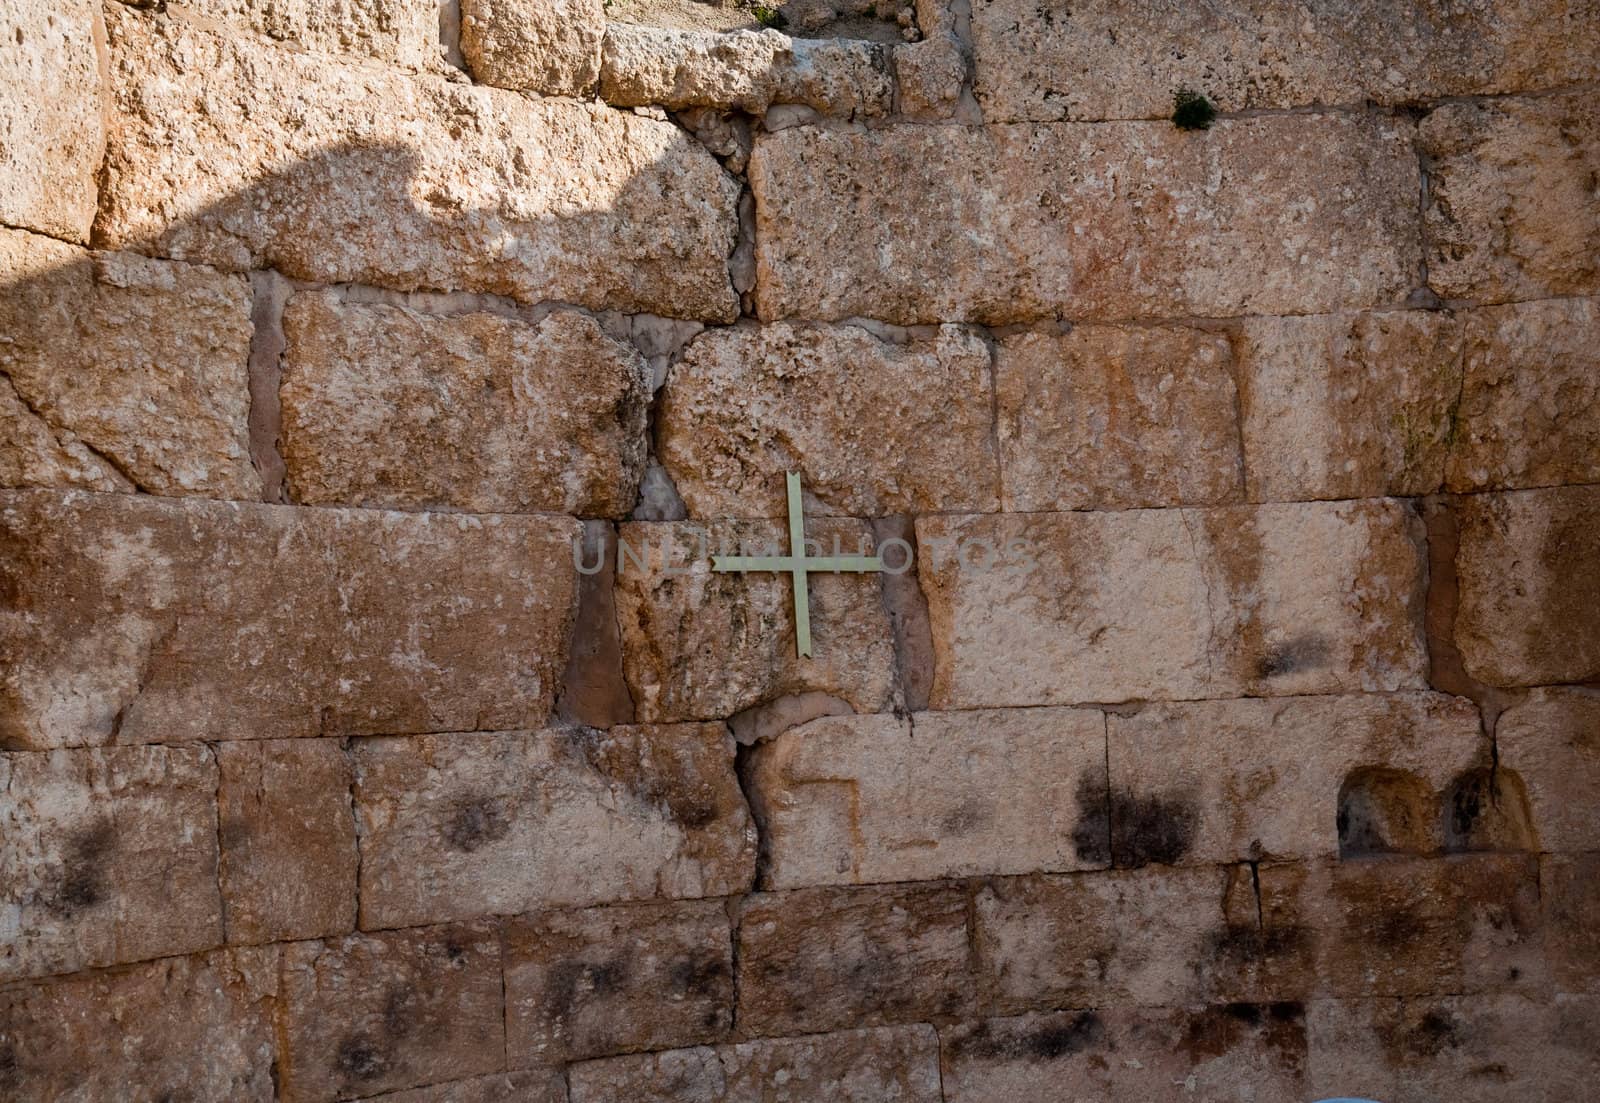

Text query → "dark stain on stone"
[546,959,628,1021]
[1110,789,1199,868]
[42,821,114,917]
[381,986,418,1040]
[441,795,511,853]
[947,1011,1105,1063]
[0,1042,19,1089]
[335,1035,389,1083]
[1256,635,1331,680]
[939,799,991,837]
[668,952,729,999]
[1024,1013,1104,1059]
[1404,1008,1462,1058]
[1071,774,1111,866]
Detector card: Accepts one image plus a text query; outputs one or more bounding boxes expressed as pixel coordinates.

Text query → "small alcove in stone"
[1336,766,1437,857]
[1440,766,1538,853]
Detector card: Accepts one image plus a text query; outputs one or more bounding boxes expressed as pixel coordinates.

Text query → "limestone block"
[0,491,577,749]
[357,1072,569,1103]
[353,726,754,928]
[894,32,967,118]
[995,324,1242,510]
[749,116,1419,324]
[658,322,998,518]
[178,0,440,66]
[1542,854,1600,993]
[0,228,255,498]
[280,294,651,516]
[1496,690,1600,853]
[505,899,733,1066]
[460,0,605,95]
[1453,486,1600,687]
[99,8,740,321]
[917,500,1427,709]
[0,745,221,981]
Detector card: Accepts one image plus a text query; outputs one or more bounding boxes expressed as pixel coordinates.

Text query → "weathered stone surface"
[1447,297,1600,492]
[917,500,1427,709]
[1453,486,1600,687]
[0,0,103,242]
[747,708,1107,888]
[969,0,1600,123]
[0,228,256,498]
[0,491,577,749]
[995,324,1242,510]
[0,745,221,981]
[180,0,440,66]
[460,0,604,96]
[0,946,279,1101]
[505,899,732,1065]
[567,1024,942,1102]
[358,1071,568,1103]
[940,1003,1309,1103]
[1106,692,1485,866]
[1421,93,1600,303]
[354,726,754,928]
[217,739,358,945]
[614,520,897,722]
[1306,993,1600,1102]
[599,24,893,115]
[99,8,740,320]
[280,924,505,1101]
[1496,689,1600,854]
[1543,854,1600,993]
[659,322,998,518]
[894,23,966,118]
[1238,310,1465,501]
[750,116,1419,324]
[737,883,974,1034]
[280,293,650,516]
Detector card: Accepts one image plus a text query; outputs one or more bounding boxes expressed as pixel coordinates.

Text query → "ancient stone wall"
[1,0,1598,1099]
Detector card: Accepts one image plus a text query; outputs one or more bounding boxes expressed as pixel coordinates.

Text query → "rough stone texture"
[280,925,505,1100]
[505,899,733,1066]
[98,7,741,321]
[0,491,577,749]
[216,739,358,945]
[567,1024,943,1102]
[939,1004,1309,1103]
[614,520,898,722]
[1447,297,1600,492]
[969,0,1600,122]
[358,1072,569,1103]
[750,116,1419,325]
[737,883,974,1035]
[894,25,967,118]
[659,322,998,518]
[1543,854,1600,993]
[0,745,221,981]
[747,708,1107,888]
[1496,689,1600,854]
[599,24,893,116]
[1453,486,1600,687]
[1238,310,1465,502]
[917,499,1428,709]
[0,946,279,1102]
[0,0,103,242]
[1106,692,1485,866]
[280,293,651,516]
[995,324,1243,510]
[460,0,605,96]
[353,726,754,928]
[0,228,256,498]
[1421,93,1600,303]
[178,0,440,66]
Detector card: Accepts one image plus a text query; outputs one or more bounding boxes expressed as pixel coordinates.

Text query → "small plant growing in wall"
[1171,89,1217,130]
[747,2,788,28]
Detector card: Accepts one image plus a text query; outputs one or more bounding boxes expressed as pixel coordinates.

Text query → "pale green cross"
[712,472,883,659]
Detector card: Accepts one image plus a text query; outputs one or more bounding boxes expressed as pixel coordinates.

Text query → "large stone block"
[0,491,577,749]
[749,116,1419,324]
[217,739,358,945]
[1237,310,1464,501]
[0,0,103,242]
[1105,692,1485,866]
[1496,690,1600,854]
[279,924,505,1101]
[505,899,733,1066]
[0,745,221,981]
[736,883,974,1035]
[180,0,440,66]
[1453,486,1600,687]
[280,294,651,516]
[995,324,1242,511]
[353,726,754,928]
[746,708,1107,888]
[461,0,605,96]
[917,500,1427,709]
[0,946,279,1101]
[98,8,740,321]
[613,520,898,722]
[1447,297,1600,492]
[1421,93,1600,302]
[1542,854,1600,993]
[566,1024,942,1102]
[0,228,255,498]
[357,1071,568,1103]
[658,322,998,518]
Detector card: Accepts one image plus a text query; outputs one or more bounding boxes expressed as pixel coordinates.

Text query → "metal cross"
[712,472,883,659]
